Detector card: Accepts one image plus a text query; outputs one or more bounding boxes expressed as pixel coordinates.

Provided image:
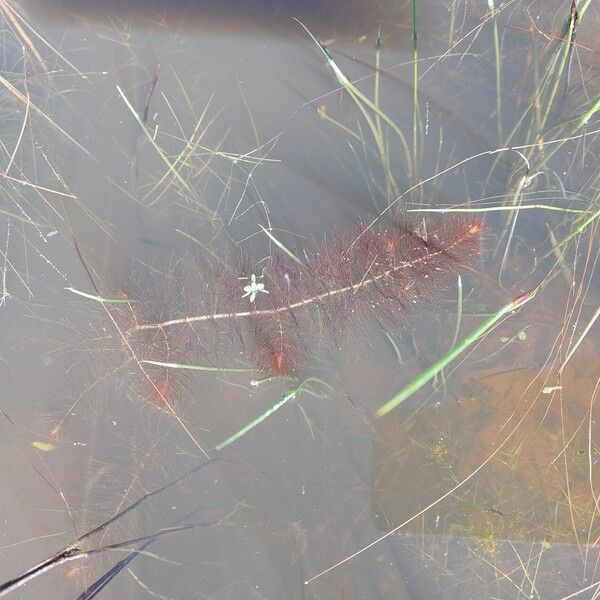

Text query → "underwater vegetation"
[0,0,598,598]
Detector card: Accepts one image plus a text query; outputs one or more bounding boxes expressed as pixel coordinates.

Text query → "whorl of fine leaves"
[135,214,484,377]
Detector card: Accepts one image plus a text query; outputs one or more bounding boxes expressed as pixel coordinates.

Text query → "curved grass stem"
[295,19,411,189]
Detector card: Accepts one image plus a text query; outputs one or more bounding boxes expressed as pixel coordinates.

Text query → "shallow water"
[0,1,599,598]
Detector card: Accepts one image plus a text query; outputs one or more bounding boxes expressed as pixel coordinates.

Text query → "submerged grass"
[376,288,538,417]
[66,286,136,304]
[117,84,211,215]
[303,0,600,588]
[296,19,411,204]
[215,378,331,451]
[1,1,600,598]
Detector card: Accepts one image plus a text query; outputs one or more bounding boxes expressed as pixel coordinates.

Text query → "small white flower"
[242,273,269,303]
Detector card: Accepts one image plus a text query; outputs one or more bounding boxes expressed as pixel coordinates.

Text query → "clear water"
[0,1,599,598]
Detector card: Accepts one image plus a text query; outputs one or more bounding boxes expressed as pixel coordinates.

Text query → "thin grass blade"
[376,289,538,417]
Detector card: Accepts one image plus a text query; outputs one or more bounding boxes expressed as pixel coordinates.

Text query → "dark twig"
[564,0,578,97]
[132,64,161,190]
[76,509,218,600]
[0,459,218,597]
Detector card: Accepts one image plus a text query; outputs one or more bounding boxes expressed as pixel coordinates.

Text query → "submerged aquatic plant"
[131,214,484,377]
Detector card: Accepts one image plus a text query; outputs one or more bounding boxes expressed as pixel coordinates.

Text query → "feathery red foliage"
[135,214,484,377]
[246,214,483,375]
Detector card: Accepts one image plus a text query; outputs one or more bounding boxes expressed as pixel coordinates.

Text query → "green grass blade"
[116,85,197,199]
[384,331,404,365]
[215,378,331,451]
[376,289,538,417]
[409,205,588,215]
[295,19,412,182]
[559,304,600,373]
[487,0,502,141]
[412,0,420,173]
[317,106,360,140]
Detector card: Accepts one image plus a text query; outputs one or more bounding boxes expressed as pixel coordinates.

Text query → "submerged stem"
[132,227,477,333]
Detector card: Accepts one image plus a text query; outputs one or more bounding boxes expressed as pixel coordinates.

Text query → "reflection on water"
[28,0,417,40]
[0,0,599,598]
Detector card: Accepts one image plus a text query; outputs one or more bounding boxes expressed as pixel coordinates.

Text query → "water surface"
[1,1,599,598]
